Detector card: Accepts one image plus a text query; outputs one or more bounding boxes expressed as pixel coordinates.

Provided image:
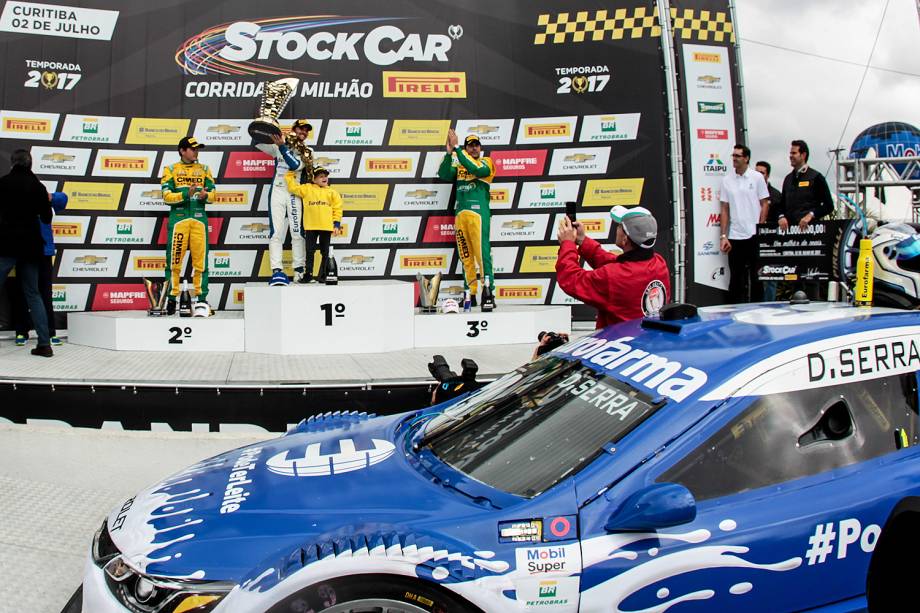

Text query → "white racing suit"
[256,143,307,272]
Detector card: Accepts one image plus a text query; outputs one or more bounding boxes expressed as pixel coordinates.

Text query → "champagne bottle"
[480,275,495,312]
[325,246,338,285]
[178,279,193,317]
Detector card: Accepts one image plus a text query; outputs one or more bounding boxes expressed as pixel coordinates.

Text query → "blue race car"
[72,301,919,612]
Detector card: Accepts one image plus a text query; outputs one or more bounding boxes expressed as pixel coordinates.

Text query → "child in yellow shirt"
[285,167,344,283]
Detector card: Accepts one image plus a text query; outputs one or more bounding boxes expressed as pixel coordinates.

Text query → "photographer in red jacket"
[556,206,670,329]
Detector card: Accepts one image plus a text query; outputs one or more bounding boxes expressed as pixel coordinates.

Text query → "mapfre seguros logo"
[178,16,459,75]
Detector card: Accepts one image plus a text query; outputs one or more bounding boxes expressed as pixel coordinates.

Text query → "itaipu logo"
[266,438,396,476]
[703,153,727,174]
[177,16,456,75]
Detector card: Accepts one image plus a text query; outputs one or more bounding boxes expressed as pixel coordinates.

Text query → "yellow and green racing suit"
[161,161,215,300]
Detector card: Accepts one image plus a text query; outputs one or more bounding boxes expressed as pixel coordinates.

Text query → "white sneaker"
[293,270,306,283]
[192,301,212,318]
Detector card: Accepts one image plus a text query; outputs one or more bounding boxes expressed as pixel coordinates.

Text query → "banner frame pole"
[728,0,749,145]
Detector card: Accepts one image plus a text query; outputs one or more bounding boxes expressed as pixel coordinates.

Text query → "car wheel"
[266,575,481,613]
[866,507,920,611]
[59,585,82,613]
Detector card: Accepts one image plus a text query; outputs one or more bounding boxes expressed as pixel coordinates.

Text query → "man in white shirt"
[719,144,770,303]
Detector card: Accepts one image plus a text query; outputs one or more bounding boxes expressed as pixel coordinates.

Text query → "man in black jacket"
[0,149,54,357]
[777,140,834,230]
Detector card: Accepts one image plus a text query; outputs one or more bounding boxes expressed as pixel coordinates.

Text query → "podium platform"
[68,311,245,352]
[66,281,572,354]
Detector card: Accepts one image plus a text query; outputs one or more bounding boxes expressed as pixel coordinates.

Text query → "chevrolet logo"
[207,124,241,134]
[564,153,596,163]
[343,255,374,264]
[443,284,465,294]
[141,190,163,199]
[42,153,75,162]
[698,75,721,84]
[314,156,339,166]
[74,255,107,264]
[467,124,499,134]
[503,220,535,229]
[242,223,269,232]
[406,189,437,198]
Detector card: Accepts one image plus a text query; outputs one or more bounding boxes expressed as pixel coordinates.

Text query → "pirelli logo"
[491,188,510,203]
[382,71,467,98]
[134,256,166,270]
[693,52,721,63]
[4,118,51,133]
[366,158,411,172]
[401,255,445,268]
[53,222,81,237]
[233,289,245,304]
[527,123,570,138]
[102,157,148,171]
[581,219,605,232]
[214,191,247,205]
[498,286,542,299]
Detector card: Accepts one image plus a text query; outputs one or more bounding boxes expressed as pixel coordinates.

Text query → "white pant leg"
[268,186,290,271]
[287,192,305,270]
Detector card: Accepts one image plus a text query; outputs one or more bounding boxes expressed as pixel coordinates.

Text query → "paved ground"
[0,424,271,613]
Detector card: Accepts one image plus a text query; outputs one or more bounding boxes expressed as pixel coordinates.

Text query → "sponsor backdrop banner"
[0,0,739,316]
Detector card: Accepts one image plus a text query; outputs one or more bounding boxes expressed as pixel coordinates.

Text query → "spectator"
[755,160,782,301]
[555,206,670,329]
[0,149,54,357]
[10,191,68,346]
[719,144,770,303]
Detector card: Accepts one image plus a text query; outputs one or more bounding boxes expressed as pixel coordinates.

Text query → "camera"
[536,331,568,356]
[427,355,482,404]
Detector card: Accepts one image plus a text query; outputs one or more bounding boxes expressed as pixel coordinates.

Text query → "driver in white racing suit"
[256,119,312,285]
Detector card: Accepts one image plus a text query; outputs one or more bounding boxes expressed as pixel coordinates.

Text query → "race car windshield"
[426,355,664,498]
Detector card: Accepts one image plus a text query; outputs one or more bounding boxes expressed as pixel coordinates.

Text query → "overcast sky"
[734,0,920,188]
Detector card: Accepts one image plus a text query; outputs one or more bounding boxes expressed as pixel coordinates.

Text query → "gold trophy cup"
[144,278,169,316]
[248,77,300,143]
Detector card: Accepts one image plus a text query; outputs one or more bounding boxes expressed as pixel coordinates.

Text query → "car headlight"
[92,519,232,613]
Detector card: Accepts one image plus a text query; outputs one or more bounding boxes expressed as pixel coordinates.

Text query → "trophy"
[248,77,300,143]
[417,272,442,313]
[144,278,169,316]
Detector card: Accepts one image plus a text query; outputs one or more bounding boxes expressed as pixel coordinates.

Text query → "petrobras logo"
[62,181,123,210]
[57,249,123,277]
[59,114,124,143]
[356,152,419,178]
[382,71,466,98]
[91,283,148,310]
[560,335,708,402]
[389,184,451,211]
[50,283,89,311]
[193,119,248,146]
[310,151,357,178]
[209,184,257,212]
[580,113,640,142]
[92,216,156,244]
[124,250,166,276]
[179,19,457,76]
[224,217,271,244]
[31,145,90,175]
[392,248,454,275]
[697,101,726,114]
[51,215,89,243]
[518,180,580,208]
[158,151,224,178]
[0,109,58,140]
[516,116,576,144]
[389,119,451,146]
[422,216,455,243]
[209,250,257,278]
[693,51,721,63]
[357,216,422,243]
[0,3,119,41]
[491,150,548,177]
[455,118,515,145]
[224,151,274,179]
[494,277,551,303]
[697,128,728,140]
[492,214,549,242]
[702,153,728,175]
[124,184,168,211]
[548,146,611,175]
[488,182,517,209]
[93,149,157,178]
[336,249,389,276]
[324,119,387,146]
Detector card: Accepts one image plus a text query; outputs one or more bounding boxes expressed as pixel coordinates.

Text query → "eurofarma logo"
[176,16,459,75]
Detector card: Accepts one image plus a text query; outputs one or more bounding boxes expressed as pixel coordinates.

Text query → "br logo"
[266,438,396,477]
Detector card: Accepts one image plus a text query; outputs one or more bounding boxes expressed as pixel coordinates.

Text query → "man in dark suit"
[0,149,54,356]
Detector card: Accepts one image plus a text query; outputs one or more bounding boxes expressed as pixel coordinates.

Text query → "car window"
[423,355,666,498]
[659,373,919,501]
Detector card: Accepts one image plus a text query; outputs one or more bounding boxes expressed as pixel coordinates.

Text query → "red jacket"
[556,237,671,329]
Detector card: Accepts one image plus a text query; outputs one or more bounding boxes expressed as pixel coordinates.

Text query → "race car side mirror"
[604,483,697,532]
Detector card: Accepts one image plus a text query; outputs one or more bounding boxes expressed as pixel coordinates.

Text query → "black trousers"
[727,237,762,304]
[303,230,332,278]
[11,255,55,336]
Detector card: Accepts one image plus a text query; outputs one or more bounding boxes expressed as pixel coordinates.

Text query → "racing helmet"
[870,222,920,307]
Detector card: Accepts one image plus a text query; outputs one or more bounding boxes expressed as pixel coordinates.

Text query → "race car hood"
[105,413,486,581]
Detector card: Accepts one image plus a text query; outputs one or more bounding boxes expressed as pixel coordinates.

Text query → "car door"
[576,371,919,613]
